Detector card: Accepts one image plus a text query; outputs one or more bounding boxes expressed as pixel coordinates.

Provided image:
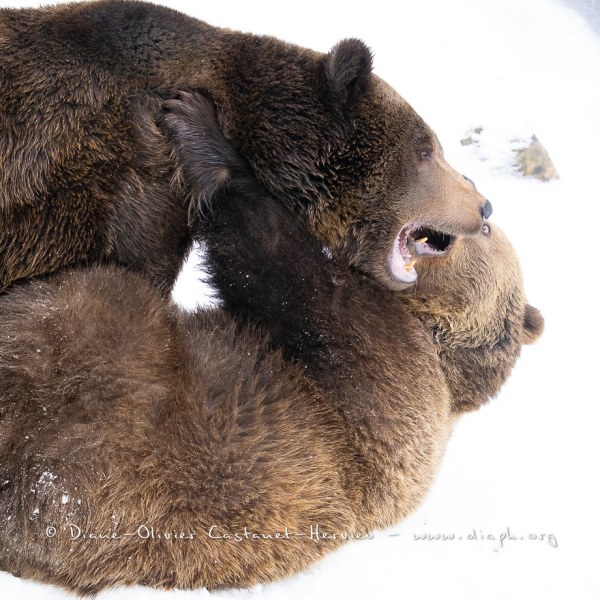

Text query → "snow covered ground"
[2,0,599,598]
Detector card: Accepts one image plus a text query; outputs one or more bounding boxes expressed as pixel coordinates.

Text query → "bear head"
[401,220,544,412]
[208,38,490,292]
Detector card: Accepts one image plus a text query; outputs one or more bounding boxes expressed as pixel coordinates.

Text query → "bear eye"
[482,223,491,236]
[419,149,433,161]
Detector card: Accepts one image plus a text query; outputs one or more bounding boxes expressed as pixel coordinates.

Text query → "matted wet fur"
[1,0,488,294]
[0,104,542,594]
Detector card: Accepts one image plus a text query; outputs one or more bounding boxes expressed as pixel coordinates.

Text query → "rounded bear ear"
[522,304,544,345]
[322,38,373,106]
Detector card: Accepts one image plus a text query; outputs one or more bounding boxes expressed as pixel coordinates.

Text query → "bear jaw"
[388,222,458,285]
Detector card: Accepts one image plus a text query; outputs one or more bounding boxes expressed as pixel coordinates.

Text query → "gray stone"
[514,135,559,181]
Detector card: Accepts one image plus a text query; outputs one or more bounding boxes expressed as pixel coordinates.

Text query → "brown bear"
[0,0,490,295]
[0,99,542,595]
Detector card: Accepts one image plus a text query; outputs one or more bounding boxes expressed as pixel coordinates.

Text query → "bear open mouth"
[408,226,456,256]
[389,223,456,284]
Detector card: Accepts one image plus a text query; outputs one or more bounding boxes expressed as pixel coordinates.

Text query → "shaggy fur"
[0,104,543,594]
[0,0,488,294]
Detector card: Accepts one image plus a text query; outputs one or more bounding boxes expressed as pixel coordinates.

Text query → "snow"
[36,471,58,485]
[1,0,599,599]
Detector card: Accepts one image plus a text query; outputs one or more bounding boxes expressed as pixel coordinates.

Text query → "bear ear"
[322,38,373,106]
[522,304,544,345]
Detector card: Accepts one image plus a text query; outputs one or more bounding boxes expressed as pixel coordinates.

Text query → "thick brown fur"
[0,0,488,294]
[0,105,542,594]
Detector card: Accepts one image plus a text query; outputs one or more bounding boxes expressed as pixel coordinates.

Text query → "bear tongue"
[399,264,417,283]
[395,262,417,283]
[390,244,418,283]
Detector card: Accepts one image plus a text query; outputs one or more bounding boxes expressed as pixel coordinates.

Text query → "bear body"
[0,0,488,294]
[0,100,542,594]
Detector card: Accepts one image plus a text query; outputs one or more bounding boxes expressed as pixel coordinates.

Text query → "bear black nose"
[480,199,493,220]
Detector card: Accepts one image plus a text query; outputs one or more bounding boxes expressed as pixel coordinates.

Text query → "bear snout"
[480,199,493,220]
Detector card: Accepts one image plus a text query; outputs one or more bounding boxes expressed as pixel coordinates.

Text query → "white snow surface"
[1,0,599,598]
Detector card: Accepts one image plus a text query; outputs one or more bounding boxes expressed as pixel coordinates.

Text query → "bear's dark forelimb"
[161,92,238,223]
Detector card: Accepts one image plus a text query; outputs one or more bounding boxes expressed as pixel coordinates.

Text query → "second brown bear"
[0,91,542,595]
[0,0,488,294]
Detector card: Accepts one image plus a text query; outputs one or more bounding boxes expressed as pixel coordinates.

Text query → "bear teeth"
[398,230,413,262]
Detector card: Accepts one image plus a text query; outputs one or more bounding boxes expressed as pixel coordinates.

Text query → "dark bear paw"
[161,91,240,218]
